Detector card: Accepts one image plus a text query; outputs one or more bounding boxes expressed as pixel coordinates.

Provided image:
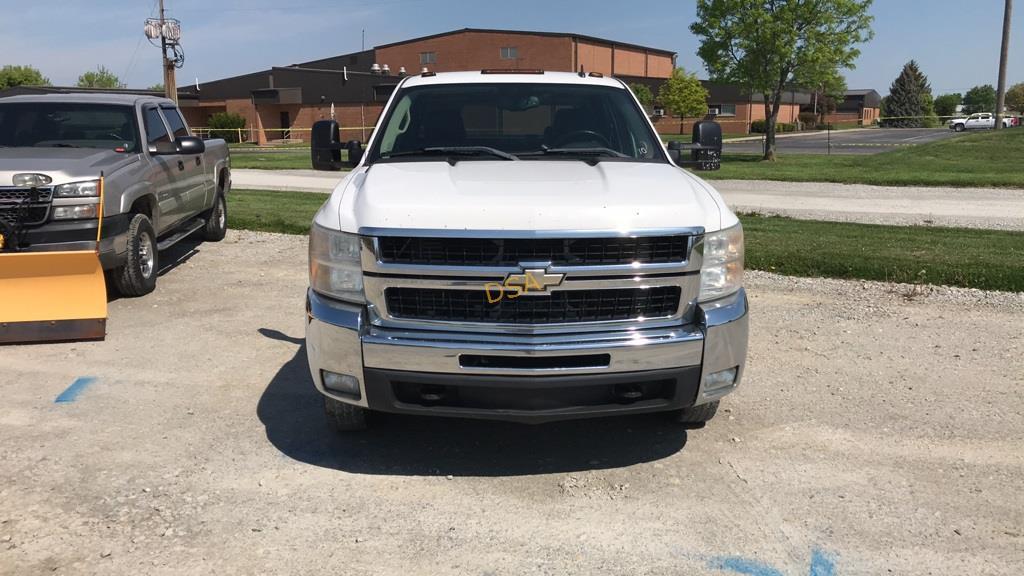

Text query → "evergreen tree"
[883,60,934,128]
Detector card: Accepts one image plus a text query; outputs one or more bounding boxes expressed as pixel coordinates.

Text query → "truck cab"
[305,71,747,431]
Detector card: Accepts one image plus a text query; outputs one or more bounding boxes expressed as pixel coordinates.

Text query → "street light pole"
[995,0,1013,130]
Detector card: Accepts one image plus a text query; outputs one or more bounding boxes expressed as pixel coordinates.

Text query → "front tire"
[324,396,368,432]
[671,401,720,427]
[112,213,158,297]
[953,124,965,132]
[202,193,227,242]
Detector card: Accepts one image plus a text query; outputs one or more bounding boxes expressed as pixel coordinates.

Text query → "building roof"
[374,27,677,56]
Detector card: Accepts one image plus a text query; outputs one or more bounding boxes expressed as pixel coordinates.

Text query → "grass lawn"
[225,189,1024,292]
[705,128,1024,188]
[230,150,315,170]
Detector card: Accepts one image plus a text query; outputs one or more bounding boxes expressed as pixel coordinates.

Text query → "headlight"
[309,224,364,304]
[699,223,744,302]
[53,180,100,197]
[52,204,99,220]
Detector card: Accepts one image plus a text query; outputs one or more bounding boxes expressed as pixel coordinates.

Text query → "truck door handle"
[177,160,185,171]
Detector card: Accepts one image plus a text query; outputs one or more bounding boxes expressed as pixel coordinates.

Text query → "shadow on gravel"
[106,236,203,303]
[256,329,690,477]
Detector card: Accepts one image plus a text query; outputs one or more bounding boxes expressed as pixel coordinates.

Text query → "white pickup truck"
[304,71,747,431]
[949,112,1013,131]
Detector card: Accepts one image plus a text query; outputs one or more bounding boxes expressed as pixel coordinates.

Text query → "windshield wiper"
[48,143,81,148]
[382,146,518,164]
[521,146,630,164]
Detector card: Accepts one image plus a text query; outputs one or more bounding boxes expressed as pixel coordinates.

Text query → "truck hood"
[328,160,725,234]
[0,147,139,186]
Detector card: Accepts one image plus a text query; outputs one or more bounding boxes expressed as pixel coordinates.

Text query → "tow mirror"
[667,120,722,171]
[311,120,343,171]
[175,136,206,155]
[147,141,176,155]
[346,140,364,166]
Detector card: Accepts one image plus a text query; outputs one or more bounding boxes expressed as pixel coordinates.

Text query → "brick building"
[175,28,680,144]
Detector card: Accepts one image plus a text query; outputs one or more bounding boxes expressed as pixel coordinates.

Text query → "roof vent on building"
[382,64,391,75]
[370,63,381,74]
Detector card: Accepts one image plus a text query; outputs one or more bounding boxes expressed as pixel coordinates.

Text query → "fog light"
[52,204,99,220]
[322,370,361,399]
[704,367,738,392]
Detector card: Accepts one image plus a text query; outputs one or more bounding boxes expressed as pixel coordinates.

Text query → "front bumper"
[12,214,132,269]
[305,287,748,424]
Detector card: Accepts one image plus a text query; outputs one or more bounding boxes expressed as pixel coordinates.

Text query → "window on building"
[709,104,737,117]
[500,47,518,60]
[419,52,436,65]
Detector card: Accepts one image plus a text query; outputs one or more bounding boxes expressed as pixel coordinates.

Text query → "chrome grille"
[385,286,681,324]
[0,187,53,227]
[378,236,689,266]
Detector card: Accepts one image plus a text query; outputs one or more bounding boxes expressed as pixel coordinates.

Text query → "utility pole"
[159,0,176,103]
[144,2,183,103]
[995,0,1013,130]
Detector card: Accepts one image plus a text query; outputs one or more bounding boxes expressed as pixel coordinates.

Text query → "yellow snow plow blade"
[0,176,107,344]
[0,250,107,343]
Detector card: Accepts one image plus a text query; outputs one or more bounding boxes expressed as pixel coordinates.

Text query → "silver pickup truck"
[0,93,230,295]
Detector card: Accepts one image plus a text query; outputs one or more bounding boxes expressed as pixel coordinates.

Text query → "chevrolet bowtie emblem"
[485,268,565,303]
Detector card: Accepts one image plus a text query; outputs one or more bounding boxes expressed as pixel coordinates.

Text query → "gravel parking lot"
[2,230,1022,575]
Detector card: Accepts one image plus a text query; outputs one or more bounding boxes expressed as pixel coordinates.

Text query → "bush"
[798,112,818,126]
[750,119,796,133]
[208,112,246,143]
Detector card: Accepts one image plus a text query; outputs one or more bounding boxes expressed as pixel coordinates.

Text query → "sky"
[0,0,1019,97]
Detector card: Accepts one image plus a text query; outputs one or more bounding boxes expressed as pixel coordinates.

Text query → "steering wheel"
[550,130,611,149]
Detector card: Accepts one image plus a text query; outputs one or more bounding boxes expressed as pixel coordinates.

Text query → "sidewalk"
[231,169,1024,231]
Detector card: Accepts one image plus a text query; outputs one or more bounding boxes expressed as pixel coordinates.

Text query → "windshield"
[369,82,665,163]
[0,102,140,152]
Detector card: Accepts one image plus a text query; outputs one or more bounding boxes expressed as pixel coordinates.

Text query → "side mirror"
[175,136,206,155]
[346,140,364,166]
[311,120,343,171]
[667,140,683,164]
[147,141,177,155]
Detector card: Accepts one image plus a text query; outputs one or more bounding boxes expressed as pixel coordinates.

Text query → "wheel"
[953,124,965,132]
[202,193,227,242]
[670,401,720,427]
[112,213,158,297]
[323,396,368,432]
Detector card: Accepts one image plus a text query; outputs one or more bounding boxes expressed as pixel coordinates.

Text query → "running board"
[157,218,205,251]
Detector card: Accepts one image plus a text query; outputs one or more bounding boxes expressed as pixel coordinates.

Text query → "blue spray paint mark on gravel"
[708,548,837,576]
[809,548,837,576]
[707,556,785,576]
[55,377,97,403]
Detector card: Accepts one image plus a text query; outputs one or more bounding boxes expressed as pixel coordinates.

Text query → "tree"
[147,83,165,92]
[77,65,123,89]
[208,112,247,143]
[810,71,848,123]
[0,65,50,89]
[933,93,963,118]
[1006,83,1024,113]
[630,83,654,106]
[657,68,709,133]
[691,0,873,160]
[962,85,997,114]
[882,61,936,128]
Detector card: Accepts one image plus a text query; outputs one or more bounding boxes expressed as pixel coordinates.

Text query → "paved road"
[232,169,1024,230]
[2,230,1021,575]
[724,128,962,155]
